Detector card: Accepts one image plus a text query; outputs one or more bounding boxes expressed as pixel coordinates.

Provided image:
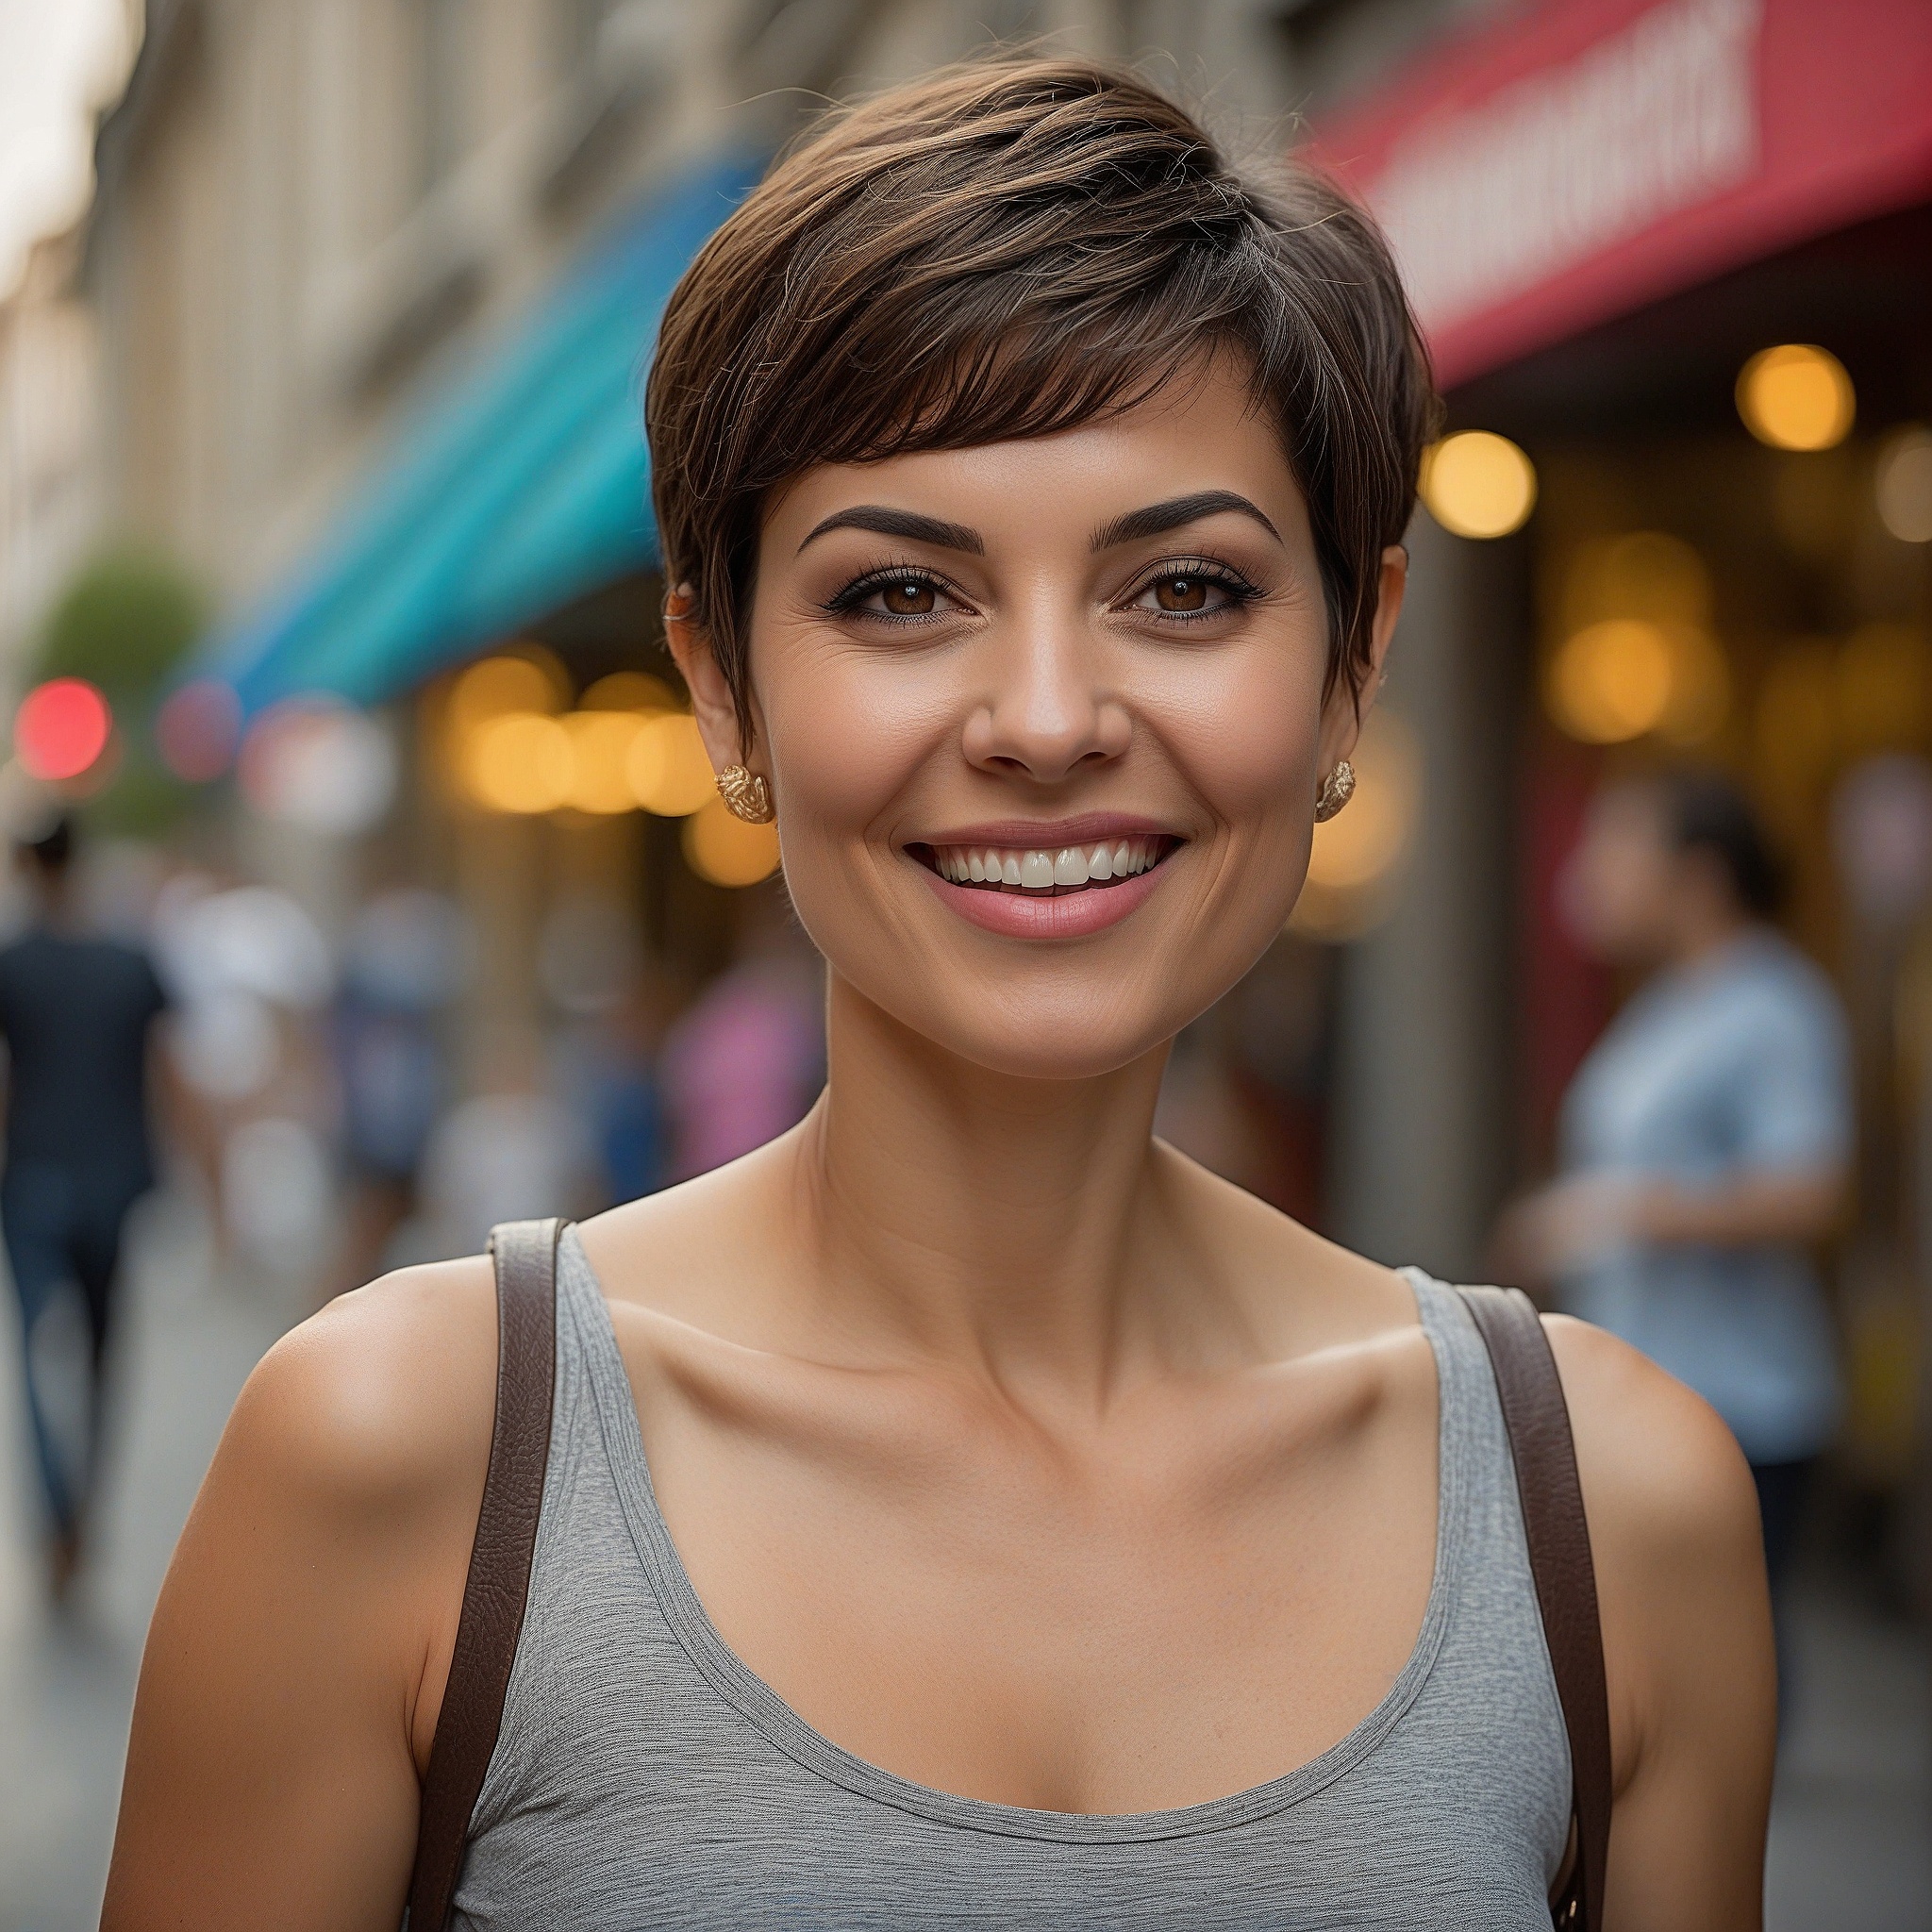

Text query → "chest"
[625,1348,1441,1815]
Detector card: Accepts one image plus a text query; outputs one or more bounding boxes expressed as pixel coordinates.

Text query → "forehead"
[760,362,1309,558]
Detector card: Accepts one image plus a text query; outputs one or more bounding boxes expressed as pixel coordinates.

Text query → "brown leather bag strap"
[405,1218,562,1931]
[1457,1285,1612,1932]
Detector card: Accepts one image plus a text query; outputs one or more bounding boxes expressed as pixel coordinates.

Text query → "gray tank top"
[453,1230,1571,1928]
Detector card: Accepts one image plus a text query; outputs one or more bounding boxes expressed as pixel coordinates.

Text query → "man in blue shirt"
[1500,770,1848,1670]
[0,818,170,1600]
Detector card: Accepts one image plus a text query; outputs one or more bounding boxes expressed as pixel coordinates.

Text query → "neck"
[781,971,1190,1400]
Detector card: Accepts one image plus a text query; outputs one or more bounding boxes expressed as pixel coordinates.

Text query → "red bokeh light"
[15,678,112,782]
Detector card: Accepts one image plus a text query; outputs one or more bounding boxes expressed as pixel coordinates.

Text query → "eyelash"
[1124,556,1261,624]
[822,557,1263,625]
[823,562,962,623]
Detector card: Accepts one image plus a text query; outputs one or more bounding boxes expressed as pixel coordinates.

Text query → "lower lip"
[918,858,1170,939]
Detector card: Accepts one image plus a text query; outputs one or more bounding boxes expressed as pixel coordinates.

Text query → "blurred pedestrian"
[329,888,466,1291]
[0,817,170,1600]
[415,1027,596,1257]
[660,891,823,1182]
[1499,769,1849,1657]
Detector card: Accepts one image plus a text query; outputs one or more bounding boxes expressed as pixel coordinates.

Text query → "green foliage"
[35,544,208,696]
[32,544,211,838]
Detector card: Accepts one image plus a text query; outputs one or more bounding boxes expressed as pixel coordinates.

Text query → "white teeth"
[929,837,1165,890]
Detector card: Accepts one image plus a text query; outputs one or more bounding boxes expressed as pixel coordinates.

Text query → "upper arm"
[1547,1315,1774,1932]
[102,1257,496,1932]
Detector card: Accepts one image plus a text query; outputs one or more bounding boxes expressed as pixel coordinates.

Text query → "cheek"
[1151,632,1329,836]
[757,629,942,829]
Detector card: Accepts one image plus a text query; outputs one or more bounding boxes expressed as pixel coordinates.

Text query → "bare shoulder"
[1542,1312,1761,1567]
[1151,1138,1420,1355]
[219,1254,498,1521]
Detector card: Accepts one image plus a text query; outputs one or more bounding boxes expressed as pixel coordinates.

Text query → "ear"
[663,585,763,776]
[1318,544,1408,770]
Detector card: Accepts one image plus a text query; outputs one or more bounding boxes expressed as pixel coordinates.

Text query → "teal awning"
[200,152,762,716]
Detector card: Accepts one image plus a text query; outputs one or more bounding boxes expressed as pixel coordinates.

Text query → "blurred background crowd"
[0,0,1926,1925]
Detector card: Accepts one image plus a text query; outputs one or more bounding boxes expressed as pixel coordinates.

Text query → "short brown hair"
[647,57,1436,741]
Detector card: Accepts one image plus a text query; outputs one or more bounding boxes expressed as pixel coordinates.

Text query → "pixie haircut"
[646,57,1437,741]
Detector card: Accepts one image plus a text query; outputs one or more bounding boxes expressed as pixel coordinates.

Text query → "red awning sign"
[1310,0,1932,387]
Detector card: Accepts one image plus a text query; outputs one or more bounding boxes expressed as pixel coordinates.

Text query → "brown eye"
[879,578,937,615]
[1154,575,1210,612]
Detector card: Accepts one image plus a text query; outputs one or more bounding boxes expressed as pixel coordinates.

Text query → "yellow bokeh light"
[581,671,676,712]
[1737,344,1854,451]
[464,711,572,812]
[1876,426,1932,543]
[1420,431,1537,539]
[684,798,781,886]
[448,651,566,731]
[1547,619,1675,743]
[626,712,717,816]
[563,710,646,814]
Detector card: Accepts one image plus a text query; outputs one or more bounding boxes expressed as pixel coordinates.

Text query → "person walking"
[1501,769,1848,1685]
[0,816,171,1599]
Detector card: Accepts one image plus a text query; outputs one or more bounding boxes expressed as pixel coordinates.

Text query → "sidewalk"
[0,1208,1925,1926]
[1767,1571,1931,1932]
[0,1191,291,1932]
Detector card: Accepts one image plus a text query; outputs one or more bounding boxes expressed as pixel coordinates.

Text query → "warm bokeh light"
[1737,344,1855,451]
[1419,431,1537,539]
[15,676,112,781]
[1876,425,1932,543]
[563,709,646,814]
[464,711,572,812]
[448,650,566,731]
[1546,619,1674,742]
[1291,710,1422,940]
[683,797,781,886]
[626,712,717,816]
[156,677,242,781]
[581,671,675,712]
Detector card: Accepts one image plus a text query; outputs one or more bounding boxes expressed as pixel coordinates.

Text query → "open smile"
[912,834,1174,895]
[907,823,1183,940]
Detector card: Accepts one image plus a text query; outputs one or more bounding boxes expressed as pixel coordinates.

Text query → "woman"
[105,59,1772,1929]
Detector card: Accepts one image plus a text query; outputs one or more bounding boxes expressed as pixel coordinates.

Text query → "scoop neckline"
[564,1227,1472,1845]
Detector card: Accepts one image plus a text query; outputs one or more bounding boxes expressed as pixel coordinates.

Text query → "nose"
[960,613,1130,785]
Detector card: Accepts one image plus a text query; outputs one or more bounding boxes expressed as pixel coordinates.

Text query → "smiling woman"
[105,56,1774,1932]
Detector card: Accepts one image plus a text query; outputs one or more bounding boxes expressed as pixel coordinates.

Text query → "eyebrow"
[1090,490,1282,551]
[797,506,985,555]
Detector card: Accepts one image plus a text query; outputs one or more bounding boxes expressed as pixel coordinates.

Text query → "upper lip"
[911,813,1181,848]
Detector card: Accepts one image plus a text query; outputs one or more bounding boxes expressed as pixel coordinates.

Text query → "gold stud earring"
[717,763,774,824]
[1314,759,1356,823]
